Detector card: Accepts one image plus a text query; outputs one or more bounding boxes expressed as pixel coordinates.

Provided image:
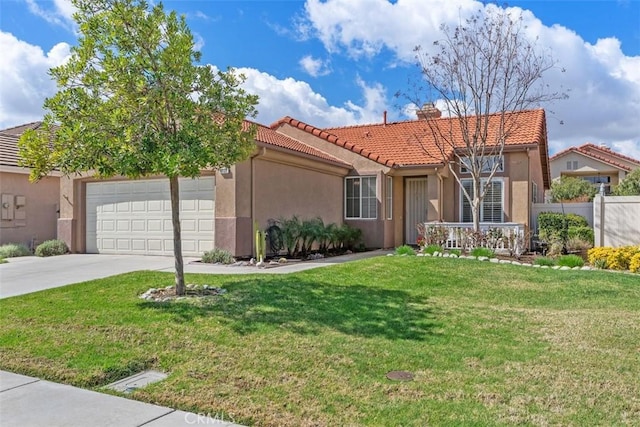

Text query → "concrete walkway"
[0,249,390,426]
[0,371,240,427]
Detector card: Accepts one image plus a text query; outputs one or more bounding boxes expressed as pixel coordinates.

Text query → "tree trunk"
[472,177,481,233]
[169,175,185,295]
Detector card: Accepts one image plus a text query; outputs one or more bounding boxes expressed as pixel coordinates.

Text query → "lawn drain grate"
[386,370,414,381]
[105,370,168,393]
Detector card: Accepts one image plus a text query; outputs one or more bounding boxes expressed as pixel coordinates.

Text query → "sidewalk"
[0,371,242,427]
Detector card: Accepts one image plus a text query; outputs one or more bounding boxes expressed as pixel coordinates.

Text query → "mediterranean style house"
[13,108,551,257]
[0,123,60,247]
[549,143,640,195]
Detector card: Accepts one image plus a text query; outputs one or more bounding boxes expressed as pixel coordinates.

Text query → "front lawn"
[1,257,639,426]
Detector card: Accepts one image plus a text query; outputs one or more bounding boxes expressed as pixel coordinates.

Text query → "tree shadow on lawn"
[139,276,439,341]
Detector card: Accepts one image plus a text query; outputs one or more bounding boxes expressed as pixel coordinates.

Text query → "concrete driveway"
[0,254,186,299]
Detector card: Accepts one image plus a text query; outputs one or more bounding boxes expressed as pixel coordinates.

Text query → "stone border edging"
[388,252,597,271]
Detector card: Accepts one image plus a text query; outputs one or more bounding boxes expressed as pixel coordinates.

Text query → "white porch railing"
[419,222,526,255]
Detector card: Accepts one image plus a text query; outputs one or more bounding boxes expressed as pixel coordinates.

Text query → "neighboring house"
[549,143,640,194]
[0,123,60,247]
[57,108,550,257]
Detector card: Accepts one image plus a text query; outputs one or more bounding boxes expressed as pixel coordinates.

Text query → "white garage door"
[86,177,215,256]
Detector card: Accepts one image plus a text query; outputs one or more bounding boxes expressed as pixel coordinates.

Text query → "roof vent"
[416,103,441,120]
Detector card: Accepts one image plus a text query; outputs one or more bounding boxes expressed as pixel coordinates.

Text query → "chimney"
[383,110,387,126]
[416,103,441,120]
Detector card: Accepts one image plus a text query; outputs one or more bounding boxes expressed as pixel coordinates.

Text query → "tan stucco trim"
[0,165,62,177]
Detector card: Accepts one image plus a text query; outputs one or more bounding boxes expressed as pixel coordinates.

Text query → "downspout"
[526,147,531,250]
[250,147,266,257]
[436,168,444,221]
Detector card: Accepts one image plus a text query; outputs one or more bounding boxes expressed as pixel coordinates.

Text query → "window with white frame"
[532,182,538,203]
[386,176,393,220]
[460,179,504,223]
[566,160,578,170]
[460,155,504,174]
[345,176,377,219]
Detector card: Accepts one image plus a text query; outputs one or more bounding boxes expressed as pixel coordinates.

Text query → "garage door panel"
[86,177,215,256]
[131,220,145,232]
[132,240,146,251]
[199,219,214,232]
[182,219,196,232]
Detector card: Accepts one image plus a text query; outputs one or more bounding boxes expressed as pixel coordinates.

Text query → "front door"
[405,177,428,245]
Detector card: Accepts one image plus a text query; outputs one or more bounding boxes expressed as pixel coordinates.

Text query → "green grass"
[1,257,639,426]
[533,256,556,267]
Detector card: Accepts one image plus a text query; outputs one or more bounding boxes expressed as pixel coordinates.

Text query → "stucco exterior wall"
[214,160,253,257]
[508,151,529,226]
[253,157,344,228]
[0,172,59,246]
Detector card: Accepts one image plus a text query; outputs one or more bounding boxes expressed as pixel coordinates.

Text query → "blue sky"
[1,0,639,158]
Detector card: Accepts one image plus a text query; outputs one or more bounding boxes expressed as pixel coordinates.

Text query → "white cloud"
[300,0,640,156]
[298,55,331,77]
[235,67,388,127]
[25,0,76,32]
[0,32,71,129]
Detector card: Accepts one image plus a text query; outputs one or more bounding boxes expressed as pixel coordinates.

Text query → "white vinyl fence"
[531,202,593,234]
[594,195,640,247]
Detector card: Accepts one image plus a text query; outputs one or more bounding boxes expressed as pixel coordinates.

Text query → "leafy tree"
[550,176,597,202]
[18,0,258,295]
[614,168,640,196]
[404,7,566,231]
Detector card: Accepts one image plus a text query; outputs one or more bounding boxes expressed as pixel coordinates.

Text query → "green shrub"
[35,240,69,257]
[567,237,593,251]
[0,243,32,258]
[471,247,495,258]
[538,212,591,252]
[568,226,593,244]
[0,257,6,264]
[613,168,640,196]
[533,256,555,267]
[449,249,462,257]
[557,254,584,268]
[423,244,442,255]
[550,176,597,202]
[395,245,416,256]
[201,248,235,264]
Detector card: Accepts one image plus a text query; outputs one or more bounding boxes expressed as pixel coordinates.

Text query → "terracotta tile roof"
[273,109,547,166]
[550,143,640,172]
[272,109,550,187]
[249,120,352,168]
